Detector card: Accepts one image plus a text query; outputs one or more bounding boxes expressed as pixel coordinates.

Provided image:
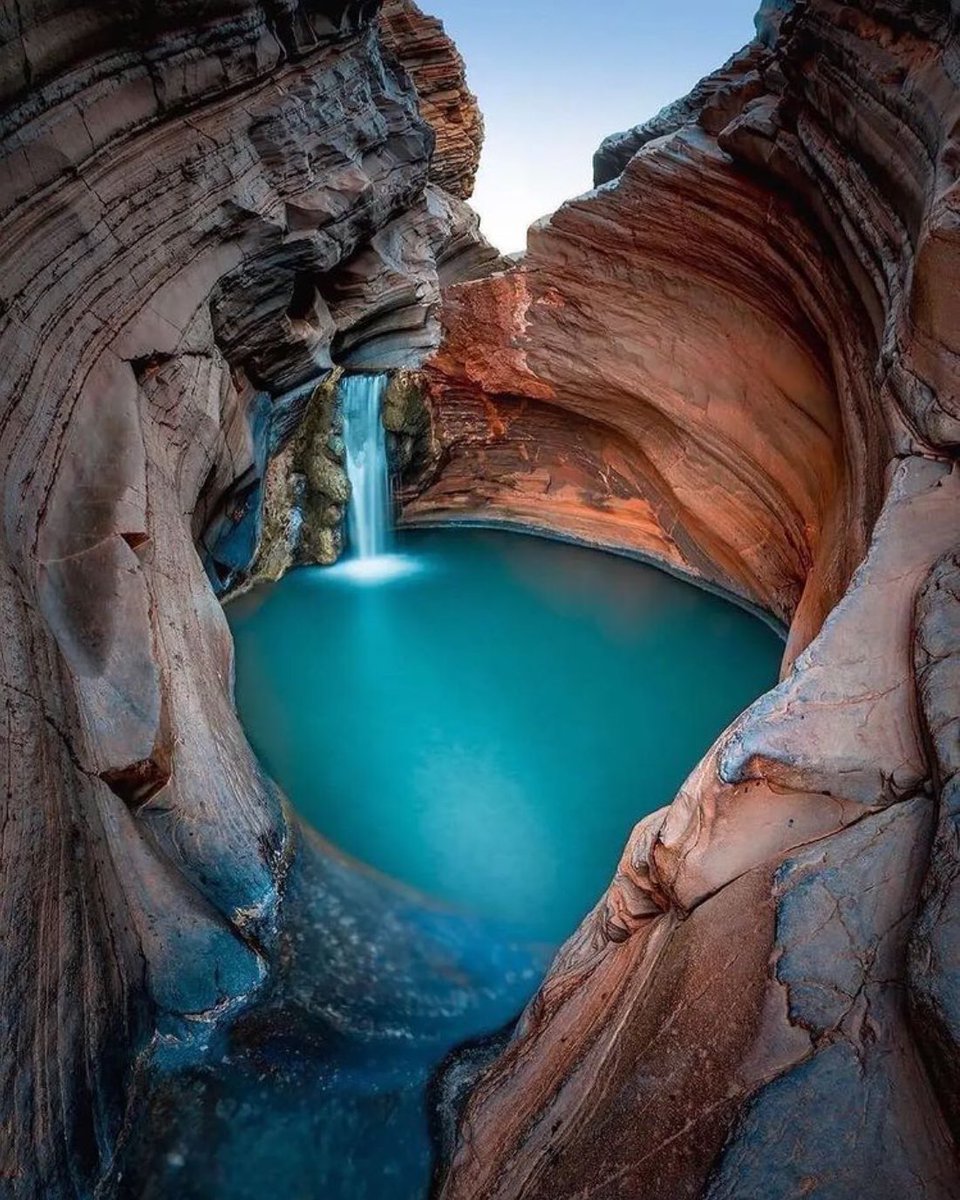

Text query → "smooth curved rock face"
[910,550,960,1140]
[406,3,960,1197]
[0,1,492,1194]
[4,0,960,1196]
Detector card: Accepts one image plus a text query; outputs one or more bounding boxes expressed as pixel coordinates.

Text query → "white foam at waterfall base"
[338,372,419,586]
[326,555,420,584]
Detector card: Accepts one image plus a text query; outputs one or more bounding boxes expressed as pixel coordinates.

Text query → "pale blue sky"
[426,1,761,251]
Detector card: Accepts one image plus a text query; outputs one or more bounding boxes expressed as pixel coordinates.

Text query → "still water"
[228,527,783,941]
[117,529,783,1200]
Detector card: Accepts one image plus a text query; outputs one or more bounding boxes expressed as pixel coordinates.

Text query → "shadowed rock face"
[0,0,492,1195]
[401,2,960,1196]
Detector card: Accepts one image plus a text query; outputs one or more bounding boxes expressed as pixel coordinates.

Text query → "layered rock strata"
[379,0,483,200]
[0,1,489,1195]
[4,0,960,1197]
[400,3,960,1196]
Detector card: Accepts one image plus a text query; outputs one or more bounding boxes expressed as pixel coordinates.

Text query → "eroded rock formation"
[400,3,960,1196]
[379,0,483,200]
[3,0,960,1197]
[0,0,491,1194]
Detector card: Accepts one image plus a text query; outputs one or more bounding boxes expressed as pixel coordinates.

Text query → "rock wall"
[4,0,960,1196]
[198,0,502,591]
[0,1,489,1195]
[408,3,960,1197]
[379,0,483,200]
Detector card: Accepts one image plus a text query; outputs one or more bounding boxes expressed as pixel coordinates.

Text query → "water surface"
[117,530,784,1200]
[229,528,783,940]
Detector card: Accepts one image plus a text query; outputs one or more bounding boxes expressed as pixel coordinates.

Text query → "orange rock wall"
[418,6,960,1197]
[379,0,483,199]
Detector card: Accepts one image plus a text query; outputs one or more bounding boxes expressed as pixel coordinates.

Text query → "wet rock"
[384,369,435,475]
[249,374,350,583]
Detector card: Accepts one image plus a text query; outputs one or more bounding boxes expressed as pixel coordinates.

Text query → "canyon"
[1,0,959,1198]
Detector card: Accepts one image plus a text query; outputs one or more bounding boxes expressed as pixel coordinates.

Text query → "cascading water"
[337,372,416,582]
[341,373,392,560]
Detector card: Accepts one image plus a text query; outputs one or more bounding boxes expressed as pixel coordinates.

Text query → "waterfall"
[335,372,417,583]
[341,372,392,561]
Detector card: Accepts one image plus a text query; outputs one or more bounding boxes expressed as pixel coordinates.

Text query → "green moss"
[300,520,340,566]
[246,369,437,586]
[247,370,349,583]
[383,370,435,480]
[383,370,428,436]
[305,454,349,504]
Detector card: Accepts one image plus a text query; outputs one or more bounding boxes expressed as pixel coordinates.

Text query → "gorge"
[1,1,959,1198]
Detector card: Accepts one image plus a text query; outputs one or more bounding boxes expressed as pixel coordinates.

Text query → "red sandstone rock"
[408,4,960,1197]
[379,0,484,200]
[407,126,866,659]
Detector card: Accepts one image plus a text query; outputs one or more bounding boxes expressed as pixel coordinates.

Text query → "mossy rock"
[384,370,434,479]
[384,371,429,437]
[300,522,340,566]
[305,453,350,504]
[245,368,432,586]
